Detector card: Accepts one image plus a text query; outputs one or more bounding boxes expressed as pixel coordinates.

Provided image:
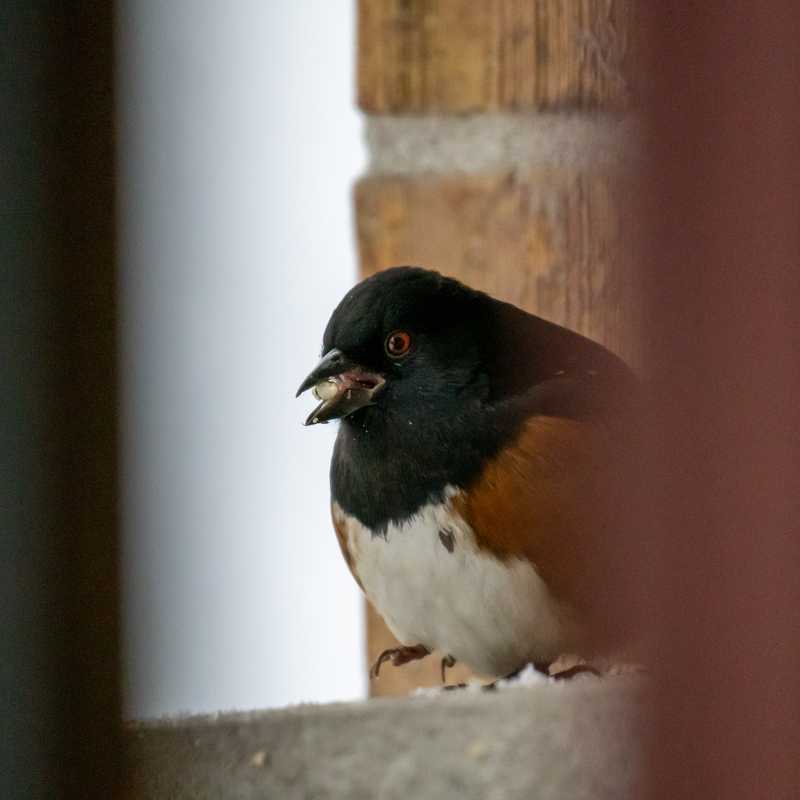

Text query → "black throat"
[329,397,524,535]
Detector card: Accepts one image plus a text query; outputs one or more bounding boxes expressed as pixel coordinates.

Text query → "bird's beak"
[295,348,386,426]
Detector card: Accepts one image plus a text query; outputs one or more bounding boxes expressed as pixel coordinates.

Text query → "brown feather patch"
[452,416,613,615]
[331,505,364,592]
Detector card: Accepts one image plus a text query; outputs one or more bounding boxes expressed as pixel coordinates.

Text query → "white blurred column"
[118,1,366,718]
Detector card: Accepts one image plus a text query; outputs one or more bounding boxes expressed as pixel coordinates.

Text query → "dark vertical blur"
[639,3,800,798]
[1,3,122,798]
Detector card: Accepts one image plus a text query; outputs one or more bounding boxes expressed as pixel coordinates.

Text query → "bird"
[296,266,637,685]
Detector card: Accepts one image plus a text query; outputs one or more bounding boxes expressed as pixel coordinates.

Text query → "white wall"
[118,1,366,718]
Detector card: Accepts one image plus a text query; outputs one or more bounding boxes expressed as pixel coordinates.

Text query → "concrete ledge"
[366,113,640,175]
[127,677,642,800]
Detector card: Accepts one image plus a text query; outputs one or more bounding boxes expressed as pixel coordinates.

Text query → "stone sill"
[127,677,642,800]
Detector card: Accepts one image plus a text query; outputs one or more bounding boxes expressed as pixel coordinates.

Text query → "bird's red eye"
[385,330,412,358]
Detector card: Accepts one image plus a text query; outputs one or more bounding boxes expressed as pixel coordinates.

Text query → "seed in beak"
[312,378,340,402]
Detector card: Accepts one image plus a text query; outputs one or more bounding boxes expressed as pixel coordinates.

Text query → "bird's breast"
[332,489,580,677]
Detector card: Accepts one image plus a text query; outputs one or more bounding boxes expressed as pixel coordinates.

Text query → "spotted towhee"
[297,267,636,683]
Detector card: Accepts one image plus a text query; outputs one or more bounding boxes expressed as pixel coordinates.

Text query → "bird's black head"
[296,267,489,429]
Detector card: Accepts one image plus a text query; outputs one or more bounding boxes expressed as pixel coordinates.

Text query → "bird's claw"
[370,644,430,679]
[440,654,456,683]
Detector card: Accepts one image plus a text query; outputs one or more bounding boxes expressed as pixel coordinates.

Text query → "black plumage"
[299,266,634,534]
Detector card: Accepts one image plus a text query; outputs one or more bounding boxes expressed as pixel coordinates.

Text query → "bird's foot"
[440,654,456,683]
[370,644,430,679]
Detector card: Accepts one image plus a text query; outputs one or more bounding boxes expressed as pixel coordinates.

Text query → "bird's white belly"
[333,489,577,677]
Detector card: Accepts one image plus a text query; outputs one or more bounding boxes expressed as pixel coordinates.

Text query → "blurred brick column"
[355,0,639,697]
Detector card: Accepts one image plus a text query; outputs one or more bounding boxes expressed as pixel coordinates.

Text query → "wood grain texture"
[358,0,635,112]
[355,170,639,365]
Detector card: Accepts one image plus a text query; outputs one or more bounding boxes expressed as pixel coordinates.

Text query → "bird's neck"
[330,402,520,535]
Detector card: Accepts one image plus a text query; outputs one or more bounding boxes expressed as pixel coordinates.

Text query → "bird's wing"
[452,413,615,616]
